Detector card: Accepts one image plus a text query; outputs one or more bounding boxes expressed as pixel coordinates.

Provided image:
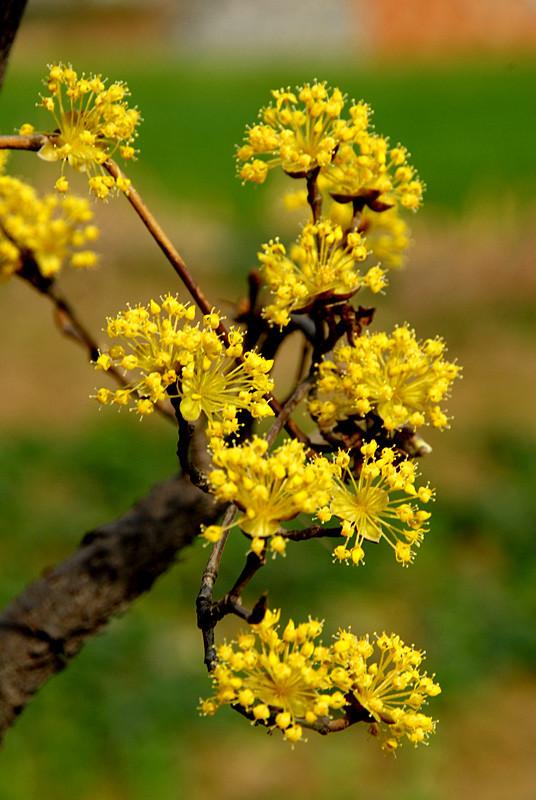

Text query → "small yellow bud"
[253,704,270,722]
[275,712,291,730]
[202,525,224,543]
[250,538,265,557]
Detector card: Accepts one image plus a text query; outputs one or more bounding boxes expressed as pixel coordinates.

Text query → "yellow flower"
[0,158,98,280]
[329,441,433,566]
[201,611,338,743]
[237,81,349,182]
[94,295,274,426]
[201,612,440,749]
[324,137,425,212]
[258,219,385,327]
[26,63,140,198]
[330,630,440,748]
[208,436,334,546]
[310,325,460,432]
[283,191,411,272]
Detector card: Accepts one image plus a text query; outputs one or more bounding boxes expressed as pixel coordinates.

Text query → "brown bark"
[0,475,219,740]
[0,0,28,89]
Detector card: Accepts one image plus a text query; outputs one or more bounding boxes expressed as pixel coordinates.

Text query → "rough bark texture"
[0,476,219,740]
[0,0,28,88]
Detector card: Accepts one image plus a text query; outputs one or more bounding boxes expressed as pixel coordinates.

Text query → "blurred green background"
[1,3,536,798]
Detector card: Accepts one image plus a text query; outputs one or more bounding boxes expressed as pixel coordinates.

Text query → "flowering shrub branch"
[0,68,461,751]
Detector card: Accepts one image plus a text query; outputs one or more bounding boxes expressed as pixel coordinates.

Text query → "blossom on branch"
[207,437,334,553]
[324,139,424,211]
[0,154,98,279]
[22,63,140,198]
[201,611,441,749]
[283,191,412,272]
[310,325,460,432]
[330,630,440,750]
[327,442,433,566]
[94,295,273,428]
[258,218,386,327]
[237,81,347,183]
[200,610,343,743]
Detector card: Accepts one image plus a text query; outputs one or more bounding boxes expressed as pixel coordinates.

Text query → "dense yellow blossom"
[283,191,412,272]
[200,610,343,743]
[201,612,440,749]
[310,325,460,432]
[324,140,424,211]
[326,442,433,566]
[237,81,348,182]
[330,630,440,749]
[25,63,140,198]
[237,82,423,214]
[0,159,98,280]
[94,295,274,426]
[207,437,334,551]
[258,219,386,327]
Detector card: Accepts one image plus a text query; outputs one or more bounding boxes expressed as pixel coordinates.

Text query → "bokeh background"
[1,1,536,798]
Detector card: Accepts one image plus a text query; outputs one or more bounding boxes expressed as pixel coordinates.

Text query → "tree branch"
[0,0,28,90]
[0,474,220,741]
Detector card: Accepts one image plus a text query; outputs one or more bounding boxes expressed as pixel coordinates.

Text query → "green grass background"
[1,57,535,798]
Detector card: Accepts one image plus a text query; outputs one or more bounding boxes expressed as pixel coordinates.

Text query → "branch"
[103,159,220,327]
[0,137,311,444]
[7,244,176,422]
[0,0,28,90]
[284,525,343,541]
[0,474,220,741]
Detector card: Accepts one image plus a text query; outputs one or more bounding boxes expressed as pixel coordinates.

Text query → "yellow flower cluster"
[200,610,340,744]
[330,630,440,749]
[258,219,386,327]
[94,295,274,427]
[0,158,98,280]
[207,437,334,552]
[201,610,440,748]
[24,63,140,198]
[236,81,423,212]
[284,191,412,273]
[310,325,460,432]
[237,82,346,183]
[324,140,424,211]
[327,442,433,567]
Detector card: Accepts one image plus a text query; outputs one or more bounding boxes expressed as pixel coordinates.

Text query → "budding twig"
[0,226,176,422]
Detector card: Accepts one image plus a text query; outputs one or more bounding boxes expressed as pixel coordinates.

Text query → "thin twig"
[0,136,310,443]
[232,694,373,737]
[0,235,174,421]
[0,133,45,151]
[284,525,343,542]
[103,159,222,332]
[226,551,266,600]
[196,505,236,669]
[105,163,309,443]
[265,377,312,447]
[306,167,322,222]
